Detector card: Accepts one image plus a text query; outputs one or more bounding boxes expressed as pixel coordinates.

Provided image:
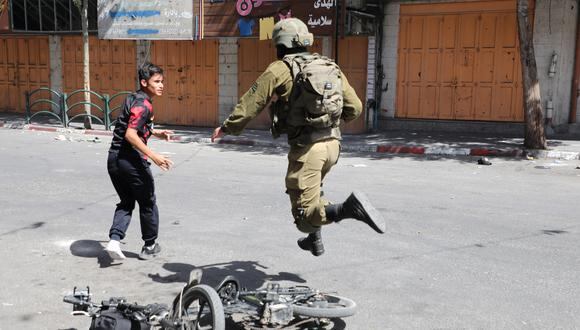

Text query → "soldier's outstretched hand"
[211,126,224,142]
[153,129,174,141]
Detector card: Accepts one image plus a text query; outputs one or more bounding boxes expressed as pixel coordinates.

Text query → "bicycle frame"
[63,274,355,330]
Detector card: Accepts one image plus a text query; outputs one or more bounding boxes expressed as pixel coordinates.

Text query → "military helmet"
[272,18,314,48]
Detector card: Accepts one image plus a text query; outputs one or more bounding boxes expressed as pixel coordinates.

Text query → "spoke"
[196,299,207,321]
[182,307,196,330]
[194,299,209,330]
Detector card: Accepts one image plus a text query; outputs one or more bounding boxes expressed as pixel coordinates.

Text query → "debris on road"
[477,157,492,165]
[535,165,552,169]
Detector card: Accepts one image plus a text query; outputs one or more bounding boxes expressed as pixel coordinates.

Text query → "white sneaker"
[105,240,126,260]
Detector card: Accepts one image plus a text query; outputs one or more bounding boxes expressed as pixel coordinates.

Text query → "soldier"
[212,18,385,256]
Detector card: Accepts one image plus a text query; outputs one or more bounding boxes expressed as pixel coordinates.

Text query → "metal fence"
[25,88,131,130]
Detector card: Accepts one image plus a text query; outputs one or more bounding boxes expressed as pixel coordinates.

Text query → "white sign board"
[98,0,194,40]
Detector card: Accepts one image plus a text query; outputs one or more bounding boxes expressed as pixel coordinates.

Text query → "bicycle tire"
[171,284,225,330]
[292,293,357,319]
[215,276,240,304]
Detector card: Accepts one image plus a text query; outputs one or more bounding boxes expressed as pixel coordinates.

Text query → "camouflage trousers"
[285,139,340,233]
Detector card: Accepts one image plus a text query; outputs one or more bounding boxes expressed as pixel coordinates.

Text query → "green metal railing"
[64,89,107,127]
[106,91,132,130]
[25,88,131,130]
[25,88,66,126]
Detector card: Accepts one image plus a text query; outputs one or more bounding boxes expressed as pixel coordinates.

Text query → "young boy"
[104,62,174,261]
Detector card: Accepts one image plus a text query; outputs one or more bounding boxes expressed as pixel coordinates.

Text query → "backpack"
[283,53,343,130]
[90,308,149,330]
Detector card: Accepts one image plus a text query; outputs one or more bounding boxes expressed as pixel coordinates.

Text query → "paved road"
[0,129,578,329]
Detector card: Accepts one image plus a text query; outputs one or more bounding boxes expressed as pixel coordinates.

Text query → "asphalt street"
[0,129,579,329]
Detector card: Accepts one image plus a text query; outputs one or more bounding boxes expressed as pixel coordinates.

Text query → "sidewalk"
[2,112,580,160]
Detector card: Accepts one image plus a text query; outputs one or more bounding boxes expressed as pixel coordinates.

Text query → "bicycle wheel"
[171,284,225,330]
[215,276,240,305]
[292,293,356,319]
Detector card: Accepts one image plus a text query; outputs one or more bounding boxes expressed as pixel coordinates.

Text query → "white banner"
[98,0,194,40]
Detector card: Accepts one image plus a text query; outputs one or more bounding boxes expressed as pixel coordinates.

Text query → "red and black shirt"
[109,90,154,158]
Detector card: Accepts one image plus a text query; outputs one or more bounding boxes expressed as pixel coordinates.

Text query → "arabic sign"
[204,0,338,37]
[97,0,194,40]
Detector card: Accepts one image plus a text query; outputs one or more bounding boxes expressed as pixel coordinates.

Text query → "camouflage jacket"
[221,55,362,146]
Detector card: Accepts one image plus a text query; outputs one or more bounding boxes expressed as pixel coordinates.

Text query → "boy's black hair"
[138,62,163,81]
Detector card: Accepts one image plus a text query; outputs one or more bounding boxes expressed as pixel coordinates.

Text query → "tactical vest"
[271,53,344,146]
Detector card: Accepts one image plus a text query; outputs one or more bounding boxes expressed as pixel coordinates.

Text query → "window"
[10,0,97,32]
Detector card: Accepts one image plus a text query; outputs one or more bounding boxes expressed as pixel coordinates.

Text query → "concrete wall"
[367,36,377,128]
[48,35,62,112]
[321,36,332,57]
[135,40,151,91]
[380,0,579,128]
[136,40,151,67]
[380,2,400,119]
[533,0,578,127]
[218,38,239,122]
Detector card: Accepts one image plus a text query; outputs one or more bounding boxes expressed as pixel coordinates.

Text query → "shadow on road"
[541,229,568,235]
[148,260,306,290]
[69,239,139,268]
[0,221,45,237]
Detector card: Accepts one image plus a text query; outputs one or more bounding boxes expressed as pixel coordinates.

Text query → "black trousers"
[107,150,159,243]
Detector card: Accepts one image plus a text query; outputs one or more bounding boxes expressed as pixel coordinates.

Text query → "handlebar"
[63,295,97,307]
[64,294,167,318]
[63,287,172,329]
[116,301,149,312]
[63,296,81,305]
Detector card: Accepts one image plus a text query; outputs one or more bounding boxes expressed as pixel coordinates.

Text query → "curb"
[2,121,579,160]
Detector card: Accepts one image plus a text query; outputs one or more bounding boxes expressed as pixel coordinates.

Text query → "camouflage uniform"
[220,59,362,233]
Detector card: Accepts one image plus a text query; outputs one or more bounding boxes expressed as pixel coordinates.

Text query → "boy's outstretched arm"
[125,128,174,170]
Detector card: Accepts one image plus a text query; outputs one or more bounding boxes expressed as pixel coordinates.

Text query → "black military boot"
[325,190,386,233]
[297,229,325,256]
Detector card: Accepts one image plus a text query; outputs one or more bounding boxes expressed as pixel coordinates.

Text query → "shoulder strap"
[282,54,302,79]
[283,53,320,78]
